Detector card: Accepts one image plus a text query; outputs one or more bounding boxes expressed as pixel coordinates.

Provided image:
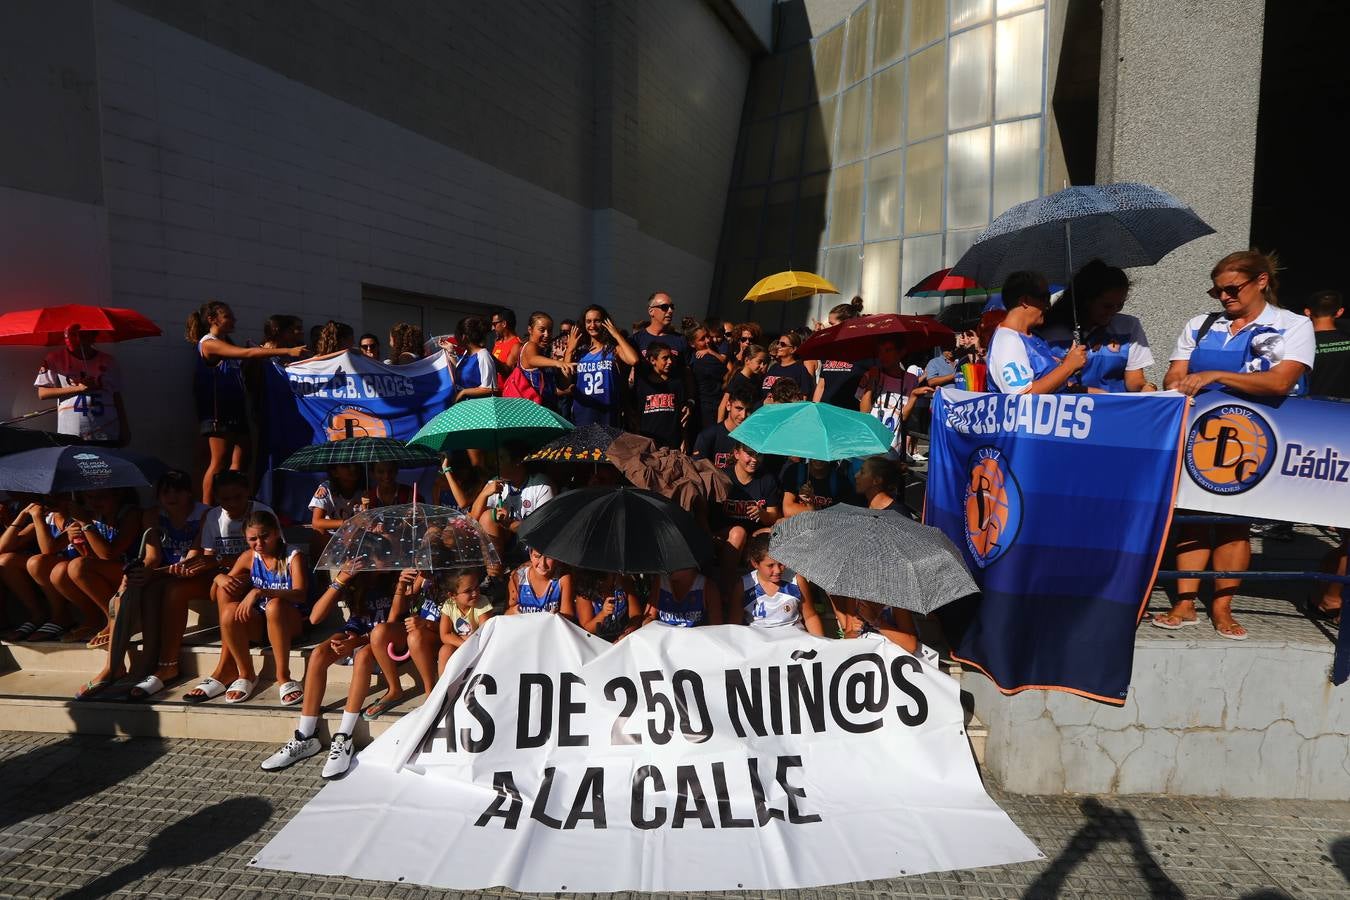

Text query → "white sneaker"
[322,732,354,779]
[908,451,928,463]
[261,731,322,771]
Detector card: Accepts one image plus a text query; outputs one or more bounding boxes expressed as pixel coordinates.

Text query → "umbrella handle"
[0,407,58,426]
[388,642,412,662]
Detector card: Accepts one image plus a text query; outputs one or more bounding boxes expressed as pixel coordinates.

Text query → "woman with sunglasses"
[987,271,1087,394]
[1039,260,1156,392]
[1154,250,1315,641]
[761,331,816,399]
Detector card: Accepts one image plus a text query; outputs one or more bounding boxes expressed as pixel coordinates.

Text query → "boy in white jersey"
[33,325,128,444]
[740,535,824,635]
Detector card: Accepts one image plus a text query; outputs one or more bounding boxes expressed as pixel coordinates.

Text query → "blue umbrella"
[0,446,162,494]
[950,183,1215,290]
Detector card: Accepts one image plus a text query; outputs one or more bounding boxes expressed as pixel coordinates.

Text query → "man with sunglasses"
[987,271,1087,394]
[630,292,689,363]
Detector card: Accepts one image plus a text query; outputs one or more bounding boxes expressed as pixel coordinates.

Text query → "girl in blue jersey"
[741,535,824,634]
[453,315,498,400]
[212,510,308,705]
[507,548,575,618]
[645,567,722,627]
[986,271,1087,395]
[569,304,639,427]
[62,488,142,649]
[575,569,643,641]
[185,301,307,504]
[1039,261,1157,392]
[515,312,576,410]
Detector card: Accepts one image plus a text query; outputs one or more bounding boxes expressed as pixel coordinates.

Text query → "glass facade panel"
[763,182,798,255]
[909,0,946,51]
[773,111,805,181]
[995,9,1044,119]
[873,0,906,70]
[951,0,993,29]
[836,82,869,164]
[842,5,870,87]
[721,259,757,307]
[725,188,765,259]
[904,138,943,235]
[907,43,946,142]
[780,44,815,111]
[823,246,863,305]
[994,118,1040,215]
[802,97,837,174]
[948,25,992,130]
[828,162,864,245]
[901,234,944,313]
[865,149,902,240]
[814,26,845,99]
[740,119,775,184]
[947,127,990,229]
[861,240,901,312]
[996,0,1042,14]
[945,226,984,267]
[869,63,904,154]
[794,174,830,263]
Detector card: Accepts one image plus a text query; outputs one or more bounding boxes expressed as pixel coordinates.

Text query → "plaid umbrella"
[524,423,622,463]
[315,503,499,572]
[278,437,438,471]
[768,504,977,614]
[409,397,571,453]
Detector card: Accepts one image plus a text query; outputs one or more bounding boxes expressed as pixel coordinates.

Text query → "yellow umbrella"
[742,270,840,303]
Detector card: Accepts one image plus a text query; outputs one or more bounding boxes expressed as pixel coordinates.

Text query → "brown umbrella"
[606,433,730,514]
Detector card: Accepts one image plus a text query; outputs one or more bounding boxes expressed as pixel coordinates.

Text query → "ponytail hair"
[185,300,230,342]
[1212,249,1281,306]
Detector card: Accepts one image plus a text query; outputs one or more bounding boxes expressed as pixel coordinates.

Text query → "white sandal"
[278,680,303,706]
[224,677,257,704]
[128,674,165,702]
[182,677,227,704]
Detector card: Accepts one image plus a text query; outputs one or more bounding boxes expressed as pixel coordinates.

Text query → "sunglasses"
[650,303,674,313]
[1207,277,1257,300]
[739,336,752,342]
[360,343,378,351]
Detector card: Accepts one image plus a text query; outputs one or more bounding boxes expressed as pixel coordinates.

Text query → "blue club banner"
[927,389,1188,705]
[261,352,456,517]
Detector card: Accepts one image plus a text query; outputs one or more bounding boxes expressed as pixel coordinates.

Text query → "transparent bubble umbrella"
[314,502,499,572]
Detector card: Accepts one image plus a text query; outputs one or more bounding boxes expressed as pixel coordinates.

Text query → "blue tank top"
[194,335,247,418]
[46,514,79,560]
[249,549,296,592]
[657,574,706,628]
[455,348,494,391]
[589,587,629,639]
[1186,316,1308,396]
[519,366,557,407]
[1046,326,1134,393]
[413,572,444,621]
[158,504,207,565]
[572,346,618,426]
[515,565,562,613]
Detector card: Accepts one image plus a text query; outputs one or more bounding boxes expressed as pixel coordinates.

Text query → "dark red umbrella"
[904,268,991,298]
[0,305,161,346]
[797,314,956,363]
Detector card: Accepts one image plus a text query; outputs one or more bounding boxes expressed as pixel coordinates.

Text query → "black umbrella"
[0,446,163,494]
[0,425,80,457]
[515,486,712,574]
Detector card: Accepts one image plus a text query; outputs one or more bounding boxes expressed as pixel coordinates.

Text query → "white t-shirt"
[201,500,276,557]
[307,480,360,521]
[1171,303,1316,379]
[987,327,1064,394]
[34,348,121,441]
[857,371,911,452]
[741,571,806,629]
[487,474,554,521]
[1040,313,1155,371]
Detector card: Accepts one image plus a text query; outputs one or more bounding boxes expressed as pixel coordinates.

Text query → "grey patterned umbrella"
[768,505,977,614]
[949,182,1215,289]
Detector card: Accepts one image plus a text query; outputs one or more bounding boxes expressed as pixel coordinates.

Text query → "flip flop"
[74,678,116,701]
[3,622,37,642]
[1214,621,1249,641]
[278,680,303,706]
[86,630,111,650]
[362,694,407,721]
[26,622,67,643]
[224,678,257,704]
[1150,614,1200,630]
[127,674,165,702]
[182,677,227,704]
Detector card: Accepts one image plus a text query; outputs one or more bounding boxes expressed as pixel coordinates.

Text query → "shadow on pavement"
[56,796,274,899]
[1023,797,1183,899]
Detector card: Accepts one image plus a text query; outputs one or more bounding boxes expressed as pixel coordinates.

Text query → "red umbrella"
[797,314,956,363]
[904,268,990,298]
[0,305,161,346]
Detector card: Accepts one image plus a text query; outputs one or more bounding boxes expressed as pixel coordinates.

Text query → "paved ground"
[1,731,1347,899]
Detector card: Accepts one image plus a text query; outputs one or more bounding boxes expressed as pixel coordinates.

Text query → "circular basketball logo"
[963,447,1022,568]
[326,406,390,441]
[1185,405,1276,494]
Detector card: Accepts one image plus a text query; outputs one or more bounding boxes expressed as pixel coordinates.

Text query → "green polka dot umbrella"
[409,397,572,453]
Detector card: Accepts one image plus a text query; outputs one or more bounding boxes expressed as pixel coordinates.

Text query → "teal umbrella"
[728,401,892,461]
[409,397,572,453]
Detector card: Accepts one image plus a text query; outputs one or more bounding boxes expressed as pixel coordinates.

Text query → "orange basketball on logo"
[962,448,1022,568]
[1184,406,1275,494]
[326,407,389,440]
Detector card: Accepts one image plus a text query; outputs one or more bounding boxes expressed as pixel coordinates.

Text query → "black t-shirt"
[780,461,860,510]
[632,330,690,369]
[1309,329,1350,399]
[725,370,765,403]
[762,361,815,398]
[632,372,686,450]
[817,358,870,408]
[719,469,781,527]
[689,352,728,429]
[692,422,736,470]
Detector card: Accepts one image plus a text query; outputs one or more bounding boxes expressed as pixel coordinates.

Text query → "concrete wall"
[0,0,752,467]
[1095,0,1266,378]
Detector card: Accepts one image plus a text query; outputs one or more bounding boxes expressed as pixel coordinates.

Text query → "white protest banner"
[1177,391,1350,528]
[253,615,1040,892]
